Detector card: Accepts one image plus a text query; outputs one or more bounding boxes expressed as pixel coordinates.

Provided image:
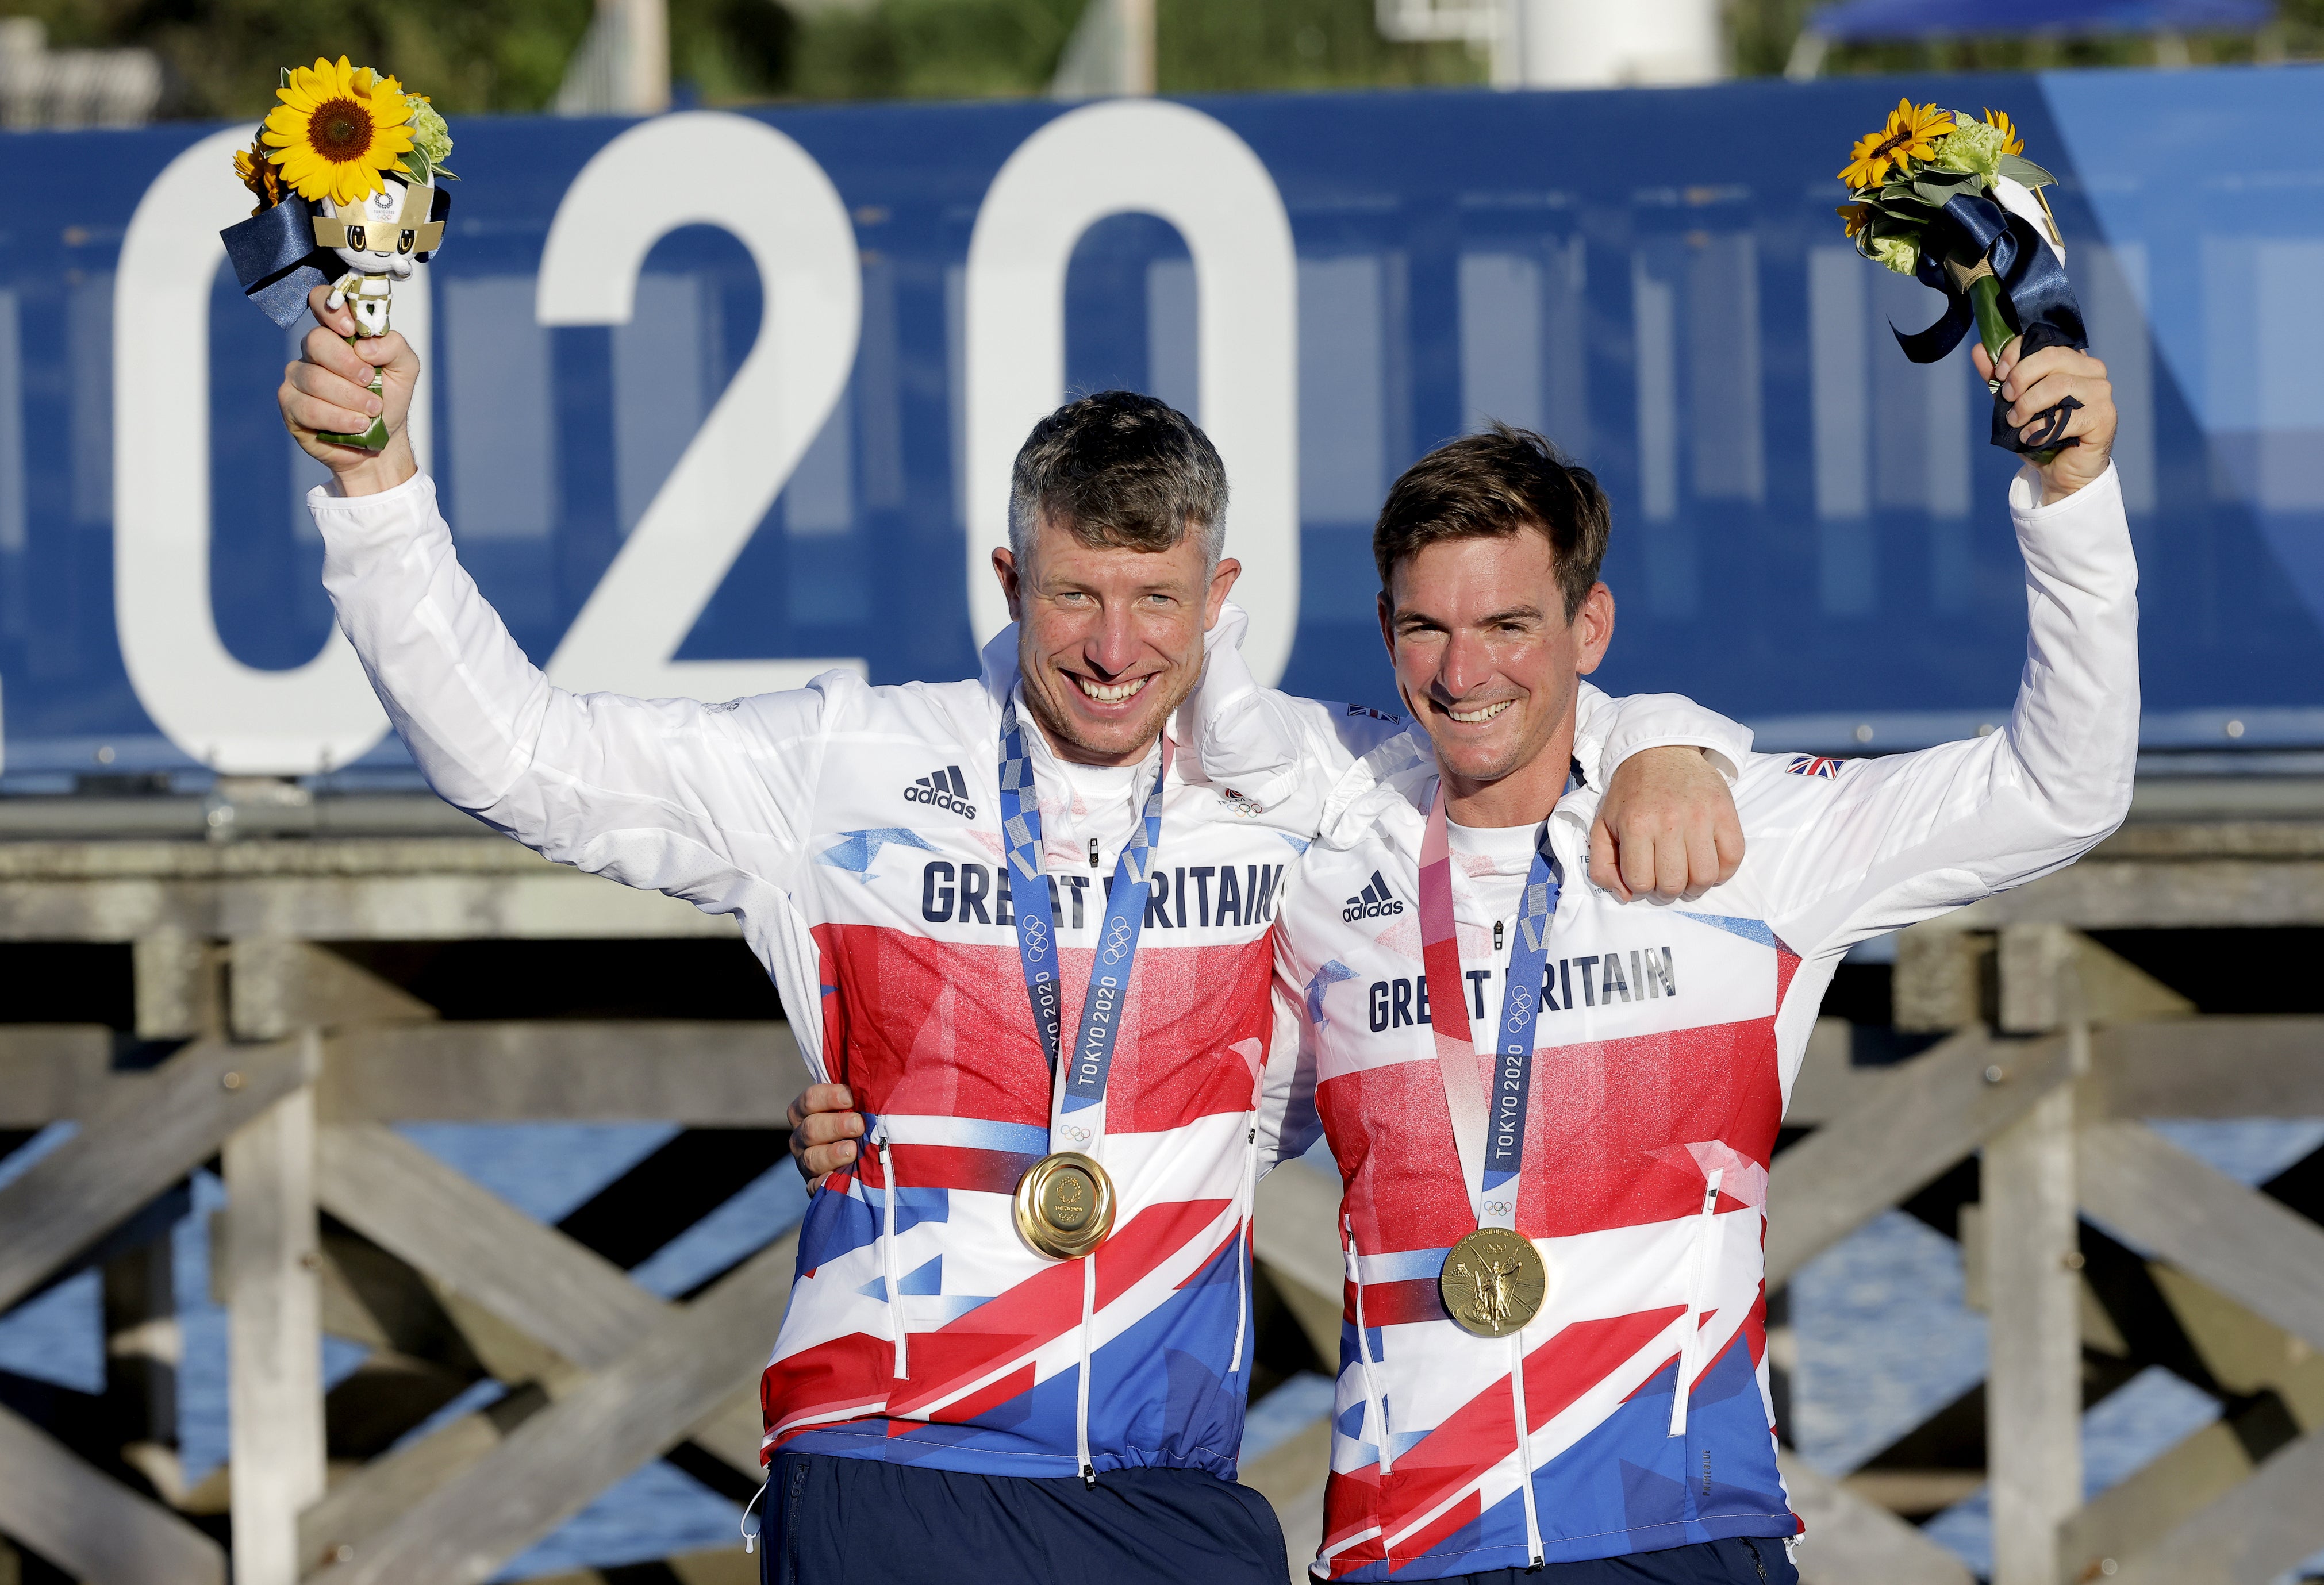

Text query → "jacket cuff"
[2008,457,2121,524]
[1595,693,1753,785]
[308,470,443,548]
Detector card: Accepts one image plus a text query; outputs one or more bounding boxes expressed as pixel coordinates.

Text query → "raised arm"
[1760,341,2137,956]
[280,287,819,915]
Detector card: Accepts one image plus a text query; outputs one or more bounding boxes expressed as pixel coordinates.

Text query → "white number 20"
[106,106,1294,776]
[538,112,865,702]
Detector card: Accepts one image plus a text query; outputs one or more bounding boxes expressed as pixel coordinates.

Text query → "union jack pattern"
[293,480,1381,1491]
[755,679,1330,1477]
[1784,755,1845,779]
[310,463,2133,1546]
[1281,805,1806,1578]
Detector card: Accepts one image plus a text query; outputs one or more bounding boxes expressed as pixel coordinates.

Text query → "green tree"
[786,0,1082,102]
[24,0,2311,121]
[1156,0,1481,94]
[1728,0,2321,76]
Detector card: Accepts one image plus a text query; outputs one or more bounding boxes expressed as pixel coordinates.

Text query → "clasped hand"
[1975,336,2117,504]
[277,283,420,498]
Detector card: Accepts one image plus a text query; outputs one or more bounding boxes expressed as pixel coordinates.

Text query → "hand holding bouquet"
[1836,99,2088,456]
[220,56,455,450]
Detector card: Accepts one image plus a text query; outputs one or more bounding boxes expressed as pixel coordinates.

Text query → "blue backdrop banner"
[2,67,2320,783]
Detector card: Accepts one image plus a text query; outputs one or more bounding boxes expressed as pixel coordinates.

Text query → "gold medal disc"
[1438,1228,1547,1338]
[1013,1152,1116,1260]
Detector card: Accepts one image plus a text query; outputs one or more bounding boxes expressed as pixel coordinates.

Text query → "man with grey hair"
[278,301,1749,1585]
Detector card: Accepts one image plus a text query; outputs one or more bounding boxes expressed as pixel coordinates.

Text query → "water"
[2,1118,2319,1579]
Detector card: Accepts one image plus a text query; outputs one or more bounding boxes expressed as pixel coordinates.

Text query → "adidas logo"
[904,764,977,819]
[1342,870,1405,923]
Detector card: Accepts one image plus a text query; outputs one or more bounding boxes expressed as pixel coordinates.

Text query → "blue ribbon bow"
[1893,191,2088,455]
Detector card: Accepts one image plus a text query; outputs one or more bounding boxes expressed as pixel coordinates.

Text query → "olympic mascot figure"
[221,55,453,450]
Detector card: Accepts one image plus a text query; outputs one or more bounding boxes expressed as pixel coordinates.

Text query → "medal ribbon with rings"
[1419,780,1562,1338]
[998,695,1172,1260]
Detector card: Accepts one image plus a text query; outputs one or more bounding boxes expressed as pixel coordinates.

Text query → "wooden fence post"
[225,1057,325,1585]
[102,1231,182,1499]
[1985,926,2087,1585]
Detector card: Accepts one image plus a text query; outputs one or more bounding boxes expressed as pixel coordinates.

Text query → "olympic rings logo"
[1100,918,1135,964]
[1483,1199,1512,1216]
[1065,1124,1092,1142]
[1507,987,1535,1020]
[1023,916,1051,962]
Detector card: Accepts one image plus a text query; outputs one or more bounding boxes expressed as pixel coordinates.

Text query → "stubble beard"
[1419,697,1569,801]
[1020,658,1193,768]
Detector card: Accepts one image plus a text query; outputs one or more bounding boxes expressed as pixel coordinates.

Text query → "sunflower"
[1838,98,1957,191]
[233,133,283,216]
[1837,202,1874,241]
[1982,108,2025,157]
[262,56,414,207]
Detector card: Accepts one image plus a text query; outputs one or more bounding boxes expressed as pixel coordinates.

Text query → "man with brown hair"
[278,297,1749,1585]
[1220,337,2134,1583]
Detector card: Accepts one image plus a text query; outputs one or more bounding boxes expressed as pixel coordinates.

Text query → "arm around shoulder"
[1186,601,1405,818]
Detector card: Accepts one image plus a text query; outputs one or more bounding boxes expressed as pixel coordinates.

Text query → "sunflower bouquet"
[219,56,458,449]
[1835,98,2088,455]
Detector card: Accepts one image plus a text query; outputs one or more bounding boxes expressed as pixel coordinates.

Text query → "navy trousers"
[1438,1536,1799,1585]
[757,1452,1290,1585]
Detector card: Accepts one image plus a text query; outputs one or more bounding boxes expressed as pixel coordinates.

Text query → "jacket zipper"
[1506,1330,1545,1565]
[1076,1252,1097,1486]
[1743,1537,1769,1582]
[1668,1167,1724,1438]
[874,1121,906,1380]
[1342,1214,1392,1475]
[1230,1123,1257,1379]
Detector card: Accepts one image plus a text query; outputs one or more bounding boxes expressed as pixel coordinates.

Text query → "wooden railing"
[0,819,2319,1584]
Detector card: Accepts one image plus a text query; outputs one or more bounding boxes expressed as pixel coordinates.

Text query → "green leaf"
[279,66,291,89]
[432,164,459,181]
[400,151,432,184]
[1999,153,2057,188]
[1911,170,1979,206]
[1866,190,1937,225]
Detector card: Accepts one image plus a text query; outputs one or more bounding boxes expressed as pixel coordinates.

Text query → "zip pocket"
[1341,1214,1392,1474]
[1668,1168,1724,1438]
[1741,1537,1769,1582]
[873,1122,906,1380]
[1230,1122,1257,1378]
[781,1457,810,1583]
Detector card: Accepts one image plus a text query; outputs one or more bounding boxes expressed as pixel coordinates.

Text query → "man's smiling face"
[1380,528,1614,799]
[996,509,1240,767]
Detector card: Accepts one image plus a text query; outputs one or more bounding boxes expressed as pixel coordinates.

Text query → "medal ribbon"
[1418,782,1564,1232]
[998,696,1171,1158]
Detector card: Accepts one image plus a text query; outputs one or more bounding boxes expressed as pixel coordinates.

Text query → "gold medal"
[1013,1152,1116,1260]
[1439,1227,1547,1338]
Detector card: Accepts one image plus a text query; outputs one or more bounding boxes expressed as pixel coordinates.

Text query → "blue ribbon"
[221,197,332,329]
[1478,836,1562,1211]
[1892,191,2088,455]
[219,185,452,331]
[997,699,1169,1128]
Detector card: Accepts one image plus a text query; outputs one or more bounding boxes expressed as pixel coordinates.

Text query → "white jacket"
[306,470,1754,1487]
[1196,464,2138,1577]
